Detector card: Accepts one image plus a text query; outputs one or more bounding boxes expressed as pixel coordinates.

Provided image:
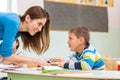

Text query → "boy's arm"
[63,54,95,70]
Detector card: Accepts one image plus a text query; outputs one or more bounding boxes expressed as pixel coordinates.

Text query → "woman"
[0,6,50,66]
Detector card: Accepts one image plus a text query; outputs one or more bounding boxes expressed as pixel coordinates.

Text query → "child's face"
[68,33,81,52]
[13,40,18,53]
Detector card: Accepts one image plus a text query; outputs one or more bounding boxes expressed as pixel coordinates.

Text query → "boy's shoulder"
[84,44,96,51]
[83,45,98,54]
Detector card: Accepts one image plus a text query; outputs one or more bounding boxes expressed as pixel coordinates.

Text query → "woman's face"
[27,17,47,36]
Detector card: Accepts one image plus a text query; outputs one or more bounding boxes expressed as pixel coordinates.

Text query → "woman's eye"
[38,22,43,26]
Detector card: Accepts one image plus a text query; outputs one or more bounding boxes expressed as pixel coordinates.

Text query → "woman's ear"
[25,15,31,22]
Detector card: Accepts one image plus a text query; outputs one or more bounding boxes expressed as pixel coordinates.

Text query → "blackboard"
[44,1,108,32]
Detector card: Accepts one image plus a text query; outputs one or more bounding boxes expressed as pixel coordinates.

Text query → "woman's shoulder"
[0,12,20,27]
[0,12,19,21]
[0,12,17,17]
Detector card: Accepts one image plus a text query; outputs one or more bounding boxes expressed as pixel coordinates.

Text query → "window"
[0,0,8,12]
[0,0,17,13]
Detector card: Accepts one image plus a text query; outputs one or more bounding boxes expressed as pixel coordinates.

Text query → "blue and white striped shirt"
[64,44,105,70]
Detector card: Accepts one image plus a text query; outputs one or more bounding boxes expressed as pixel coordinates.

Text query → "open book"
[41,66,91,74]
[41,66,67,73]
[42,66,62,70]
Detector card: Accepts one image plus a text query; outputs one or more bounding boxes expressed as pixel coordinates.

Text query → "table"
[0,69,7,79]
[4,70,120,80]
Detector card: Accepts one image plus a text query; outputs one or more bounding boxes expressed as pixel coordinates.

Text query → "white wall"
[0,0,8,12]
[17,0,44,15]
[17,0,120,59]
[90,0,120,57]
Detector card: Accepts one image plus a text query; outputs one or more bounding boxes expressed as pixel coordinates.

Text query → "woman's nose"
[38,26,42,32]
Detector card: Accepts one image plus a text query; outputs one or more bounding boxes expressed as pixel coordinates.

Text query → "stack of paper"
[42,66,62,70]
[0,64,17,69]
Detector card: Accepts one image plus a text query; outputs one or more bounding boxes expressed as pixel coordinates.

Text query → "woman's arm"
[3,54,50,67]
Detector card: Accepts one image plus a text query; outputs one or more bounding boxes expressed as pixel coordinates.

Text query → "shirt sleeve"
[0,13,20,57]
[64,52,96,70]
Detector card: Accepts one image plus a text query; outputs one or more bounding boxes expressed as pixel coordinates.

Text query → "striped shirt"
[64,44,105,70]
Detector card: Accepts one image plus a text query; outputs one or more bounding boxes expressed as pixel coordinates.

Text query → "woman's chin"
[29,33,35,36]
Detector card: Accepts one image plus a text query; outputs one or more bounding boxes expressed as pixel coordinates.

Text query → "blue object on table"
[1,77,7,80]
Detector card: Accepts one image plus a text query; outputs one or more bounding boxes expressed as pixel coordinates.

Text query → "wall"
[90,0,120,57]
[17,0,44,15]
[17,0,120,59]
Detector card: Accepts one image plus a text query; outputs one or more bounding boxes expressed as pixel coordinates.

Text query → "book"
[41,66,91,75]
[41,66,67,73]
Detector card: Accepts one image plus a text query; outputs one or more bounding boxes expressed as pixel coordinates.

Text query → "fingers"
[40,60,51,66]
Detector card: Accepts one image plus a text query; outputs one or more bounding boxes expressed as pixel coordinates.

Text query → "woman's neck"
[19,21,27,32]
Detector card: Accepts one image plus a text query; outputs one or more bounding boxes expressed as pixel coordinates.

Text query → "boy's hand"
[57,61,65,68]
[39,60,51,66]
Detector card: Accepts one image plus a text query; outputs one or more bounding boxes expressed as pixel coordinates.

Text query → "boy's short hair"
[16,39,19,50]
[69,26,90,44]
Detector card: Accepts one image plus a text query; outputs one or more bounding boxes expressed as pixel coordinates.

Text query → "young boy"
[58,26,105,70]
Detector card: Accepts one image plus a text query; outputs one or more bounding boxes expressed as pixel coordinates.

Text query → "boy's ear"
[79,36,85,44]
[25,15,31,22]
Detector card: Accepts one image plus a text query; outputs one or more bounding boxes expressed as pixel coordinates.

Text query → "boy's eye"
[69,37,72,40]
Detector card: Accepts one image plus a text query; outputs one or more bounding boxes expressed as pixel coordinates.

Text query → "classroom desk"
[0,72,7,78]
[4,70,120,80]
[0,69,7,79]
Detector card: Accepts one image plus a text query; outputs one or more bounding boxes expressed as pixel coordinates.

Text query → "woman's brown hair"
[20,6,50,55]
[69,26,90,45]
